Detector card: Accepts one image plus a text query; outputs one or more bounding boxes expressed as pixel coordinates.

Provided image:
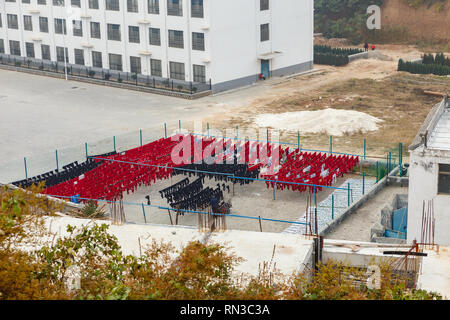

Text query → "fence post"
[141,203,147,224]
[332,194,335,220]
[140,129,143,147]
[364,139,366,160]
[330,135,333,154]
[164,123,167,139]
[362,171,365,195]
[376,161,379,183]
[273,181,276,200]
[56,150,59,171]
[347,183,351,207]
[389,152,392,173]
[24,157,28,179]
[399,142,403,176]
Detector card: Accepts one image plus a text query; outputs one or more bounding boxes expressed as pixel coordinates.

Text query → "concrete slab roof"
[208,230,314,277]
[42,215,314,278]
[428,108,450,151]
[417,246,450,299]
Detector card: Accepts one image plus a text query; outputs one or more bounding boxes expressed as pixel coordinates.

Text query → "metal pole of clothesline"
[332,194,335,220]
[207,123,209,137]
[236,125,238,141]
[376,161,379,183]
[85,143,88,160]
[178,120,181,133]
[297,131,300,151]
[24,157,28,179]
[347,183,351,207]
[364,139,366,160]
[267,128,269,144]
[55,150,59,171]
[140,129,143,147]
[113,136,116,152]
[164,123,167,139]
[362,171,365,195]
[330,136,333,155]
[141,203,147,223]
[314,185,318,235]
[273,181,276,200]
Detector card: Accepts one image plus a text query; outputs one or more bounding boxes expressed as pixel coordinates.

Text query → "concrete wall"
[408,150,450,246]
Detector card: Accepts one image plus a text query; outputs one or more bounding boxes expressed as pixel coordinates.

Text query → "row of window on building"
[4,0,205,18]
[0,38,206,82]
[0,14,206,50]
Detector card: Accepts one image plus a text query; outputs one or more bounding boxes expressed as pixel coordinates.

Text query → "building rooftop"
[409,96,450,152]
[428,107,450,151]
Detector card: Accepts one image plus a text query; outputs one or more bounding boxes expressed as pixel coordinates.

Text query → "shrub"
[398,58,450,76]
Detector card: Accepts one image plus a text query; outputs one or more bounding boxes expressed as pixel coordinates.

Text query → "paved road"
[0,69,269,182]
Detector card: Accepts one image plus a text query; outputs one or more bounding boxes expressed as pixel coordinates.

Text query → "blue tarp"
[385,207,407,239]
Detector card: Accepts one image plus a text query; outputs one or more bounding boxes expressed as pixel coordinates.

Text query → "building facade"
[0,0,313,93]
[408,97,450,246]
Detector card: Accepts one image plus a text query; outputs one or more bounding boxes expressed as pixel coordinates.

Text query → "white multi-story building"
[0,0,313,93]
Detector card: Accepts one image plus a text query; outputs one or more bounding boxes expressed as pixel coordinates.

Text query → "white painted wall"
[0,0,313,91]
[408,149,450,246]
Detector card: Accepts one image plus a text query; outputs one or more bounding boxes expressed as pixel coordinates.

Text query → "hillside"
[315,0,449,48]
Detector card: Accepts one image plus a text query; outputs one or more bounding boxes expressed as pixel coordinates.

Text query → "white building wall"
[0,0,313,92]
[209,0,313,92]
[407,150,450,246]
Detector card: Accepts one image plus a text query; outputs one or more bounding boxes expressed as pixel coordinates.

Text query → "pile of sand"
[254,108,383,136]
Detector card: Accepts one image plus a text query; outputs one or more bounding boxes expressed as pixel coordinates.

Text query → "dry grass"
[206,73,449,160]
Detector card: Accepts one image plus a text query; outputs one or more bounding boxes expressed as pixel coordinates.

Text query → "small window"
[74,48,85,65]
[149,28,161,46]
[193,64,205,83]
[151,59,162,77]
[39,17,49,33]
[127,0,138,12]
[107,23,121,41]
[128,26,140,43]
[71,0,81,7]
[109,53,122,71]
[260,23,269,42]
[192,32,204,51]
[54,18,67,34]
[23,15,33,31]
[168,30,183,49]
[260,0,269,11]
[25,42,35,58]
[169,61,185,80]
[72,20,83,37]
[105,0,120,11]
[191,0,203,18]
[41,44,51,60]
[92,51,103,68]
[9,40,21,56]
[148,0,159,14]
[7,14,19,30]
[438,164,450,194]
[130,56,141,74]
[167,0,182,16]
[0,39,5,54]
[89,0,99,9]
[90,22,101,39]
[56,46,69,62]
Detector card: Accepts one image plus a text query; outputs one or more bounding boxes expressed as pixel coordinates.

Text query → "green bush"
[314,52,350,66]
[398,58,450,76]
[314,45,363,56]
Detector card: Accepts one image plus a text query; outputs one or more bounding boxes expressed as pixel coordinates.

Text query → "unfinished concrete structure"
[408,97,450,246]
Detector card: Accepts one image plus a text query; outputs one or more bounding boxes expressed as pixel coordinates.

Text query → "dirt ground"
[121,173,352,234]
[200,41,450,160]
